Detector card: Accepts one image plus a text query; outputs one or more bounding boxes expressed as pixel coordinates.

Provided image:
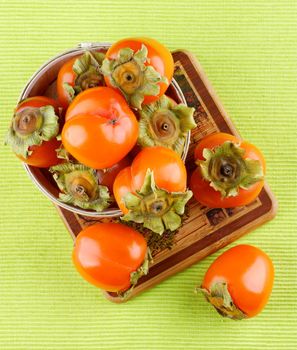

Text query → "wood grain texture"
[55,50,277,302]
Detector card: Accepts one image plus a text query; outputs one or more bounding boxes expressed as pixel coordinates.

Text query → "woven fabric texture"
[0,0,296,349]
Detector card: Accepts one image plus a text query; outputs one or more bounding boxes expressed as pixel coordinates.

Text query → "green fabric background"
[0,0,296,349]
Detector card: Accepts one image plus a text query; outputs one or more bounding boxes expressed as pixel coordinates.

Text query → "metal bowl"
[20,42,190,218]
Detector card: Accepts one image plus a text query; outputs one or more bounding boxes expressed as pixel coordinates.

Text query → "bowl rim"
[20,42,190,218]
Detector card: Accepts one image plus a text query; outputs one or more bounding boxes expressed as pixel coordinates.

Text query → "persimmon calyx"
[138,95,196,155]
[101,44,168,109]
[117,248,153,299]
[64,51,105,101]
[121,169,192,235]
[130,248,153,285]
[56,145,72,162]
[50,163,111,212]
[197,141,264,197]
[5,105,59,158]
[199,282,247,320]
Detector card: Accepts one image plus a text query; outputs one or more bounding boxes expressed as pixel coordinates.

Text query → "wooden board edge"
[172,49,241,139]
[262,183,278,219]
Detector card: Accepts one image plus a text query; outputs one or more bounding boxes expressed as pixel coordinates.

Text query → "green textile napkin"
[0,0,296,349]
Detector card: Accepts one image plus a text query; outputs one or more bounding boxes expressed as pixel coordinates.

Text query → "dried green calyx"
[101,44,168,109]
[56,145,72,162]
[5,105,59,158]
[199,282,247,320]
[50,163,111,212]
[64,51,105,102]
[138,95,196,155]
[117,248,153,299]
[198,141,264,197]
[121,169,192,235]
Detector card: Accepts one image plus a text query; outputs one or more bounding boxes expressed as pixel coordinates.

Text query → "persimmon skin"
[113,147,188,213]
[113,167,134,214]
[17,138,62,168]
[72,223,147,292]
[202,245,274,318]
[17,96,59,112]
[56,57,77,110]
[131,146,187,193]
[190,133,266,208]
[96,156,131,193]
[104,37,174,105]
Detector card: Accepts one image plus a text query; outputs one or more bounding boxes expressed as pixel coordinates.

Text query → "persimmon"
[5,96,61,167]
[190,133,265,207]
[200,245,274,319]
[63,87,138,169]
[73,223,149,292]
[113,147,192,234]
[102,37,174,109]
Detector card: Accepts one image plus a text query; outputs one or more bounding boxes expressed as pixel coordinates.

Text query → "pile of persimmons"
[6,37,274,319]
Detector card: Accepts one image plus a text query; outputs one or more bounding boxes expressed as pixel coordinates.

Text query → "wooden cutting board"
[55,50,277,302]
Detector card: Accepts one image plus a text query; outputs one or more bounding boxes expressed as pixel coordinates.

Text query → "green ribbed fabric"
[0,0,296,349]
